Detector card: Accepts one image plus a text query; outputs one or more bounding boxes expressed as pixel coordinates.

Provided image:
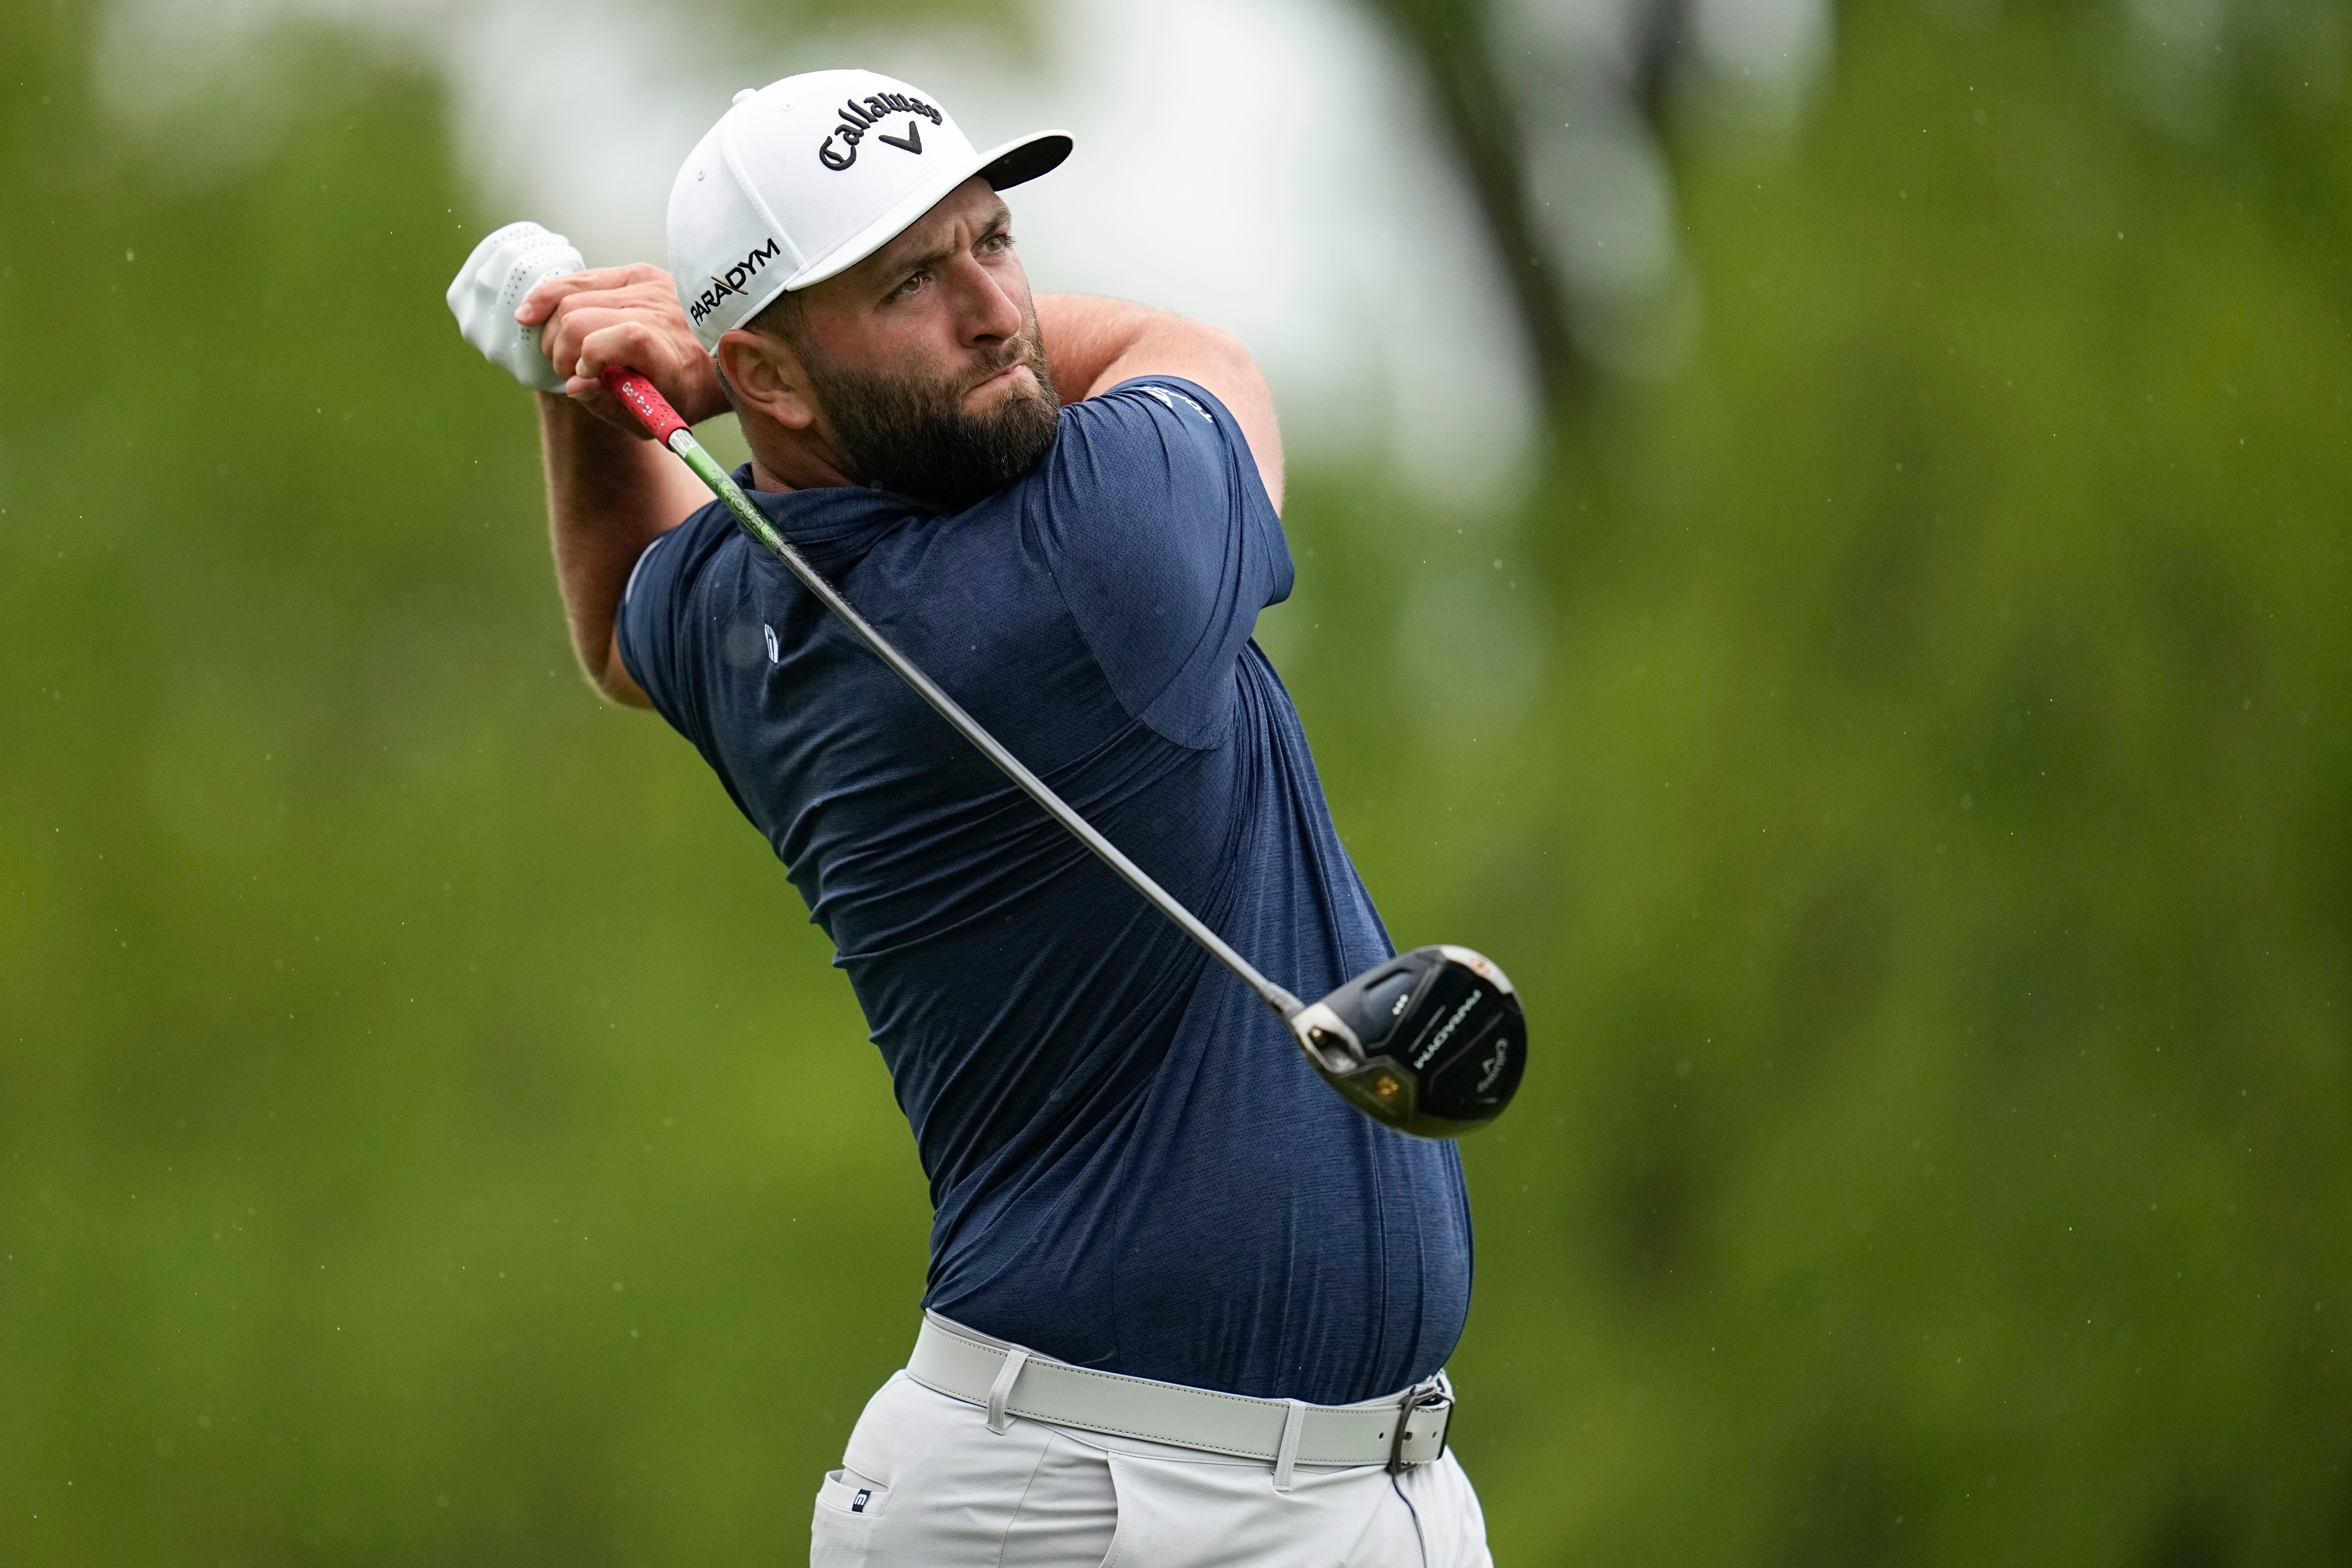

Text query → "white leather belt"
[905,1312,1453,1490]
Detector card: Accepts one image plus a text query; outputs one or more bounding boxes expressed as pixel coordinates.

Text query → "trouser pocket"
[817,1467,889,1520]
[811,1466,890,1566]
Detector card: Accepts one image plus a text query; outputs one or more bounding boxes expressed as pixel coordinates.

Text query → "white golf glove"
[446,221,586,392]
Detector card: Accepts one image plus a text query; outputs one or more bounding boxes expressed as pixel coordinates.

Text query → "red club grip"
[599,366,690,445]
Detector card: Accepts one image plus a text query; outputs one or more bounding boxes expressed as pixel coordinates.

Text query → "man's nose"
[953,260,1026,345]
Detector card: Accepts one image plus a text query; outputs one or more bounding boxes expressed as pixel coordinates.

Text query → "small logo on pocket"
[764,624,780,664]
[851,1488,872,1514]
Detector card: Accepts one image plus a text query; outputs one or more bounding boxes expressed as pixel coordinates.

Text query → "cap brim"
[978,130,1072,190]
[778,129,1073,295]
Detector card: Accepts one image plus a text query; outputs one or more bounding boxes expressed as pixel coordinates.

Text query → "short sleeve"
[615,502,724,738]
[1029,376,1293,749]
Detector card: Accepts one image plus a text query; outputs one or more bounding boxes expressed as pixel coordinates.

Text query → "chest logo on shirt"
[764,624,780,664]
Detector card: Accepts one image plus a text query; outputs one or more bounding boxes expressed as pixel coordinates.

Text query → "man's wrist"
[539,386,639,443]
[650,349,730,426]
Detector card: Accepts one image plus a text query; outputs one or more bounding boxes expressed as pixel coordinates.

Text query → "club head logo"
[1410,989,1485,1071]
[1474,1038,1511,1095]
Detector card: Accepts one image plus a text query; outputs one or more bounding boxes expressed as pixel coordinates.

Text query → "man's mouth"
[969,361,1028,396]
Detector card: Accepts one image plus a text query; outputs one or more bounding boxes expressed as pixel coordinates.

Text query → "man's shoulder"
[632,480,911,609]
[629,494,737,597]
[1029,376,1248,519]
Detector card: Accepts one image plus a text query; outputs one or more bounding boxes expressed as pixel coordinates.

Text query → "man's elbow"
[1191,322,1258,380]
[590,630,654,708]
[595,670,655,709]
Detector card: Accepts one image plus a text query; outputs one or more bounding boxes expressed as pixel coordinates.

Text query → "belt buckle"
[1385,1381,1453,1474]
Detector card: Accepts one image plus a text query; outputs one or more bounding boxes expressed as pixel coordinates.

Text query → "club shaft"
[663,428,1305,1021]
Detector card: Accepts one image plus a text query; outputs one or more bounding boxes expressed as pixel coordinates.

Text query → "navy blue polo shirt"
[616,376,1470,1404]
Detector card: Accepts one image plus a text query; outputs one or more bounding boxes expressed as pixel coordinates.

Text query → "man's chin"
[810,348,1060,509]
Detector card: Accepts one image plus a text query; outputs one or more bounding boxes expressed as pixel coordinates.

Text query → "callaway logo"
[818,93,945,171]
[1473,1038,1511,1095]
[1139,384,1213,423]
[688,237,784,326]
[1411,990,1484,1070]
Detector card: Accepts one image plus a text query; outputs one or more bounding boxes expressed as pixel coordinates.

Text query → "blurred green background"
[6,0,2352,1563]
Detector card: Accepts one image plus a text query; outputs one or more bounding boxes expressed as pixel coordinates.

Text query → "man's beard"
[805,325,1061,510]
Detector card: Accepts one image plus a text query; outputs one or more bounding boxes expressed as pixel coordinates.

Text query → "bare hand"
[519,264,729,437]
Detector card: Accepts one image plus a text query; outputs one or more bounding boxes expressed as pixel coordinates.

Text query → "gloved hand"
[446,221,586,391]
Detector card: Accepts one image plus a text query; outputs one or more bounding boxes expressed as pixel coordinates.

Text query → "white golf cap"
[667,68,1071,353]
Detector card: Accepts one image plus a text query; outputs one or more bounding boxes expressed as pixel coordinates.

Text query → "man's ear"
[717,329,818,431]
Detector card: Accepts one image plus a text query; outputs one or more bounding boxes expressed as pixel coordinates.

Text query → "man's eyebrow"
[880,206,1014,282]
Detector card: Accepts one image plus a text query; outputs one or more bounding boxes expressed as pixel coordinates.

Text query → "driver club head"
[1289,945,1527,1139]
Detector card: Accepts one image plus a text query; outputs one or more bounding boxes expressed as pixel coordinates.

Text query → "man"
[447,69,1490,1567]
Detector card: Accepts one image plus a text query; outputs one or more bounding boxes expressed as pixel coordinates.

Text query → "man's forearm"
[1036,294,1174,403]
[536,391,707,705]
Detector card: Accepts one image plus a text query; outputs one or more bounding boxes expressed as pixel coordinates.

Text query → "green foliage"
[3,15,925,1565]
[4,1,2349,1565]
[1267,4,2352,1563]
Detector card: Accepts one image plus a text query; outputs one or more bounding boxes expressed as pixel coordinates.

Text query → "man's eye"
[894,271,929,298]
[980,232,1013,254]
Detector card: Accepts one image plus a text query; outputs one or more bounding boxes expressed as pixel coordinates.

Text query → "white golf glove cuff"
[446,221,586,392]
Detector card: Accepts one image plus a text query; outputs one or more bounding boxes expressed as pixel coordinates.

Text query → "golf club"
[598,365,1527,1138]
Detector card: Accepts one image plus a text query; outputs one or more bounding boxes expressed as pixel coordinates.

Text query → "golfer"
[448,69,1490,1567]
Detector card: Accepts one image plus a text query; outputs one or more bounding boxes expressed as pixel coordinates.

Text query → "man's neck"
[746,431,858,494]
